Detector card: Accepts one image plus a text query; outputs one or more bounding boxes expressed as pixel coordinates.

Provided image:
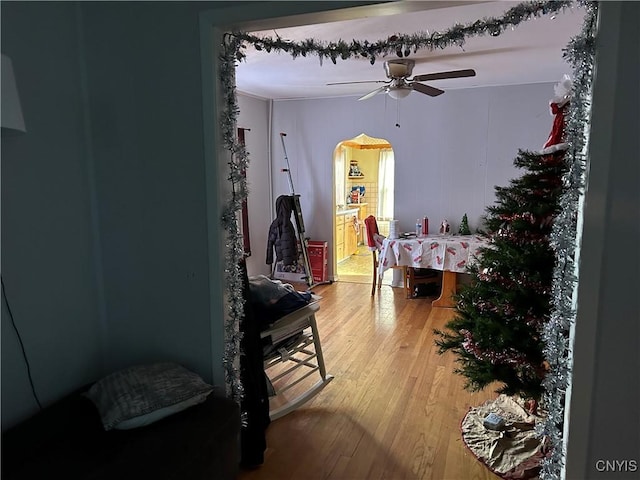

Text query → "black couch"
[1,387,240,480]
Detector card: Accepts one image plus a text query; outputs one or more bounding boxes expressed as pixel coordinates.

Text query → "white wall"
[237,94,273,277]
[265,82,557,278]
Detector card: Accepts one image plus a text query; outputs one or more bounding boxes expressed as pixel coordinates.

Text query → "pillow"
[83,362,214,431]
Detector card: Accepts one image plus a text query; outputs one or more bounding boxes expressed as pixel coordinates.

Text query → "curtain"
[378,148,395,220]
[335,146,346,207]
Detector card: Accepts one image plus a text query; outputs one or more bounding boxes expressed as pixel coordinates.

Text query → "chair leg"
[404,266,410,298]
[371,252,377,296]
[408,268,442,299]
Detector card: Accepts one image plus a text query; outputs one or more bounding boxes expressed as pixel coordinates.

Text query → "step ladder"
[278,133,330,289]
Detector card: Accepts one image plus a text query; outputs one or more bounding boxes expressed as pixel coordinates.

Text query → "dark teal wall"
[1,1,103,428]
[1,0,223,430]
[0,0,383,431]
[80,1,215,378]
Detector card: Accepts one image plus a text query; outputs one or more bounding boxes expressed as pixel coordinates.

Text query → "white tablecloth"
[378,234,488,276]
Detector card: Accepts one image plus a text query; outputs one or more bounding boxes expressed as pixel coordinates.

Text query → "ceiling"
[235,1,585,101]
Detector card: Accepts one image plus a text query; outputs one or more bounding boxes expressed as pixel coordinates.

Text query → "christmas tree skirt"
[461,395,547,480]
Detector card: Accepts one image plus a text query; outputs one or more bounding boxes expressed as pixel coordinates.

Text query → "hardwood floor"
[239,281,500,480]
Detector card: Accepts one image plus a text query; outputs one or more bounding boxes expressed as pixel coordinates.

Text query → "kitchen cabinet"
[336,210,358,263]
[348,203,367,245]
[336,214,345,262]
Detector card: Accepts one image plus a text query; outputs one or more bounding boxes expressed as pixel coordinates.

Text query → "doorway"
[333,133,394,284]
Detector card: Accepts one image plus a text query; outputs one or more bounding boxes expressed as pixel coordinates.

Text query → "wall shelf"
[348,175,365,179]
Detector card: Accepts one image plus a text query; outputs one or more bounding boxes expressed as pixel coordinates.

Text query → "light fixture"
[387,87,412,100]
[1,53,26,134]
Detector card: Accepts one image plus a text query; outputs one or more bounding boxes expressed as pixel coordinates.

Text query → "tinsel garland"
[535,2,598,479]
[231,1,572,65]
[217,1,597,476]
[220,32,249,403]
[477,269,548,293]
[461,329,537,368]
[494,226,553,246]
[474,300,544,329]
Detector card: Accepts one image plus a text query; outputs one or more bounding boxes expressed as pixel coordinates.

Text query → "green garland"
[231,1,572,64]
[218,2,596,478]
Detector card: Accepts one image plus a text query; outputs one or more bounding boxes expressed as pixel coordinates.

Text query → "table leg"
[432,271,457,308]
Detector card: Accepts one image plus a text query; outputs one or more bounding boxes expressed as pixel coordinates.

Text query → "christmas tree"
[435,150,567,400]
[458,213,471,235]
[435,76,572,401]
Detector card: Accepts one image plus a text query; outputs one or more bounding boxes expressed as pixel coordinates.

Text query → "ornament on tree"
[458,213,471,235]
[540,74,572,155]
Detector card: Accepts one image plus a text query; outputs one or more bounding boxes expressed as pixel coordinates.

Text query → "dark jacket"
[239,259,270,467]
[266,195,298,266]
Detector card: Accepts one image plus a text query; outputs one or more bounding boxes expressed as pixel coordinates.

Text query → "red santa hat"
[539,74,573,155]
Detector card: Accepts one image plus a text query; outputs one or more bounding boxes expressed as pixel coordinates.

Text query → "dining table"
[377,233,489,308]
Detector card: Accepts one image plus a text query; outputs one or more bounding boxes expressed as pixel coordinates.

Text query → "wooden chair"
[261,301,334,420]
[406,267,441,299]
[364,215,407,296]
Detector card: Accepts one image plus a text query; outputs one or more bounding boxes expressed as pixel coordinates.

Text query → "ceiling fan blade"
[327,80,389,86]
[358,86,387,101]
[412,69,476,82]
[412,82,444,97]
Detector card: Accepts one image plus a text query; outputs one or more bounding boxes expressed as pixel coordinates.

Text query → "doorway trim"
[332,133,394,284]
[198,3,599,477]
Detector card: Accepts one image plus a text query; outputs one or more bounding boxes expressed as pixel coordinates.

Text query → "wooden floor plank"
[239,281,500,480]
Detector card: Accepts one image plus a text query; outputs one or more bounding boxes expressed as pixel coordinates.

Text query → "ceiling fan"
[328,59,476,101]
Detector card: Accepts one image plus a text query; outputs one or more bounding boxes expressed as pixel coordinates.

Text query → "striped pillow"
[84,362,214,430]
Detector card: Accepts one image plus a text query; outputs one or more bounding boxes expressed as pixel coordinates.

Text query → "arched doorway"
[333,133,394,284]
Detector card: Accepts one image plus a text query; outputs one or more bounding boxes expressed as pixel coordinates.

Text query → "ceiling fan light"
[388,88,411,100]
[384,58,415,78]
